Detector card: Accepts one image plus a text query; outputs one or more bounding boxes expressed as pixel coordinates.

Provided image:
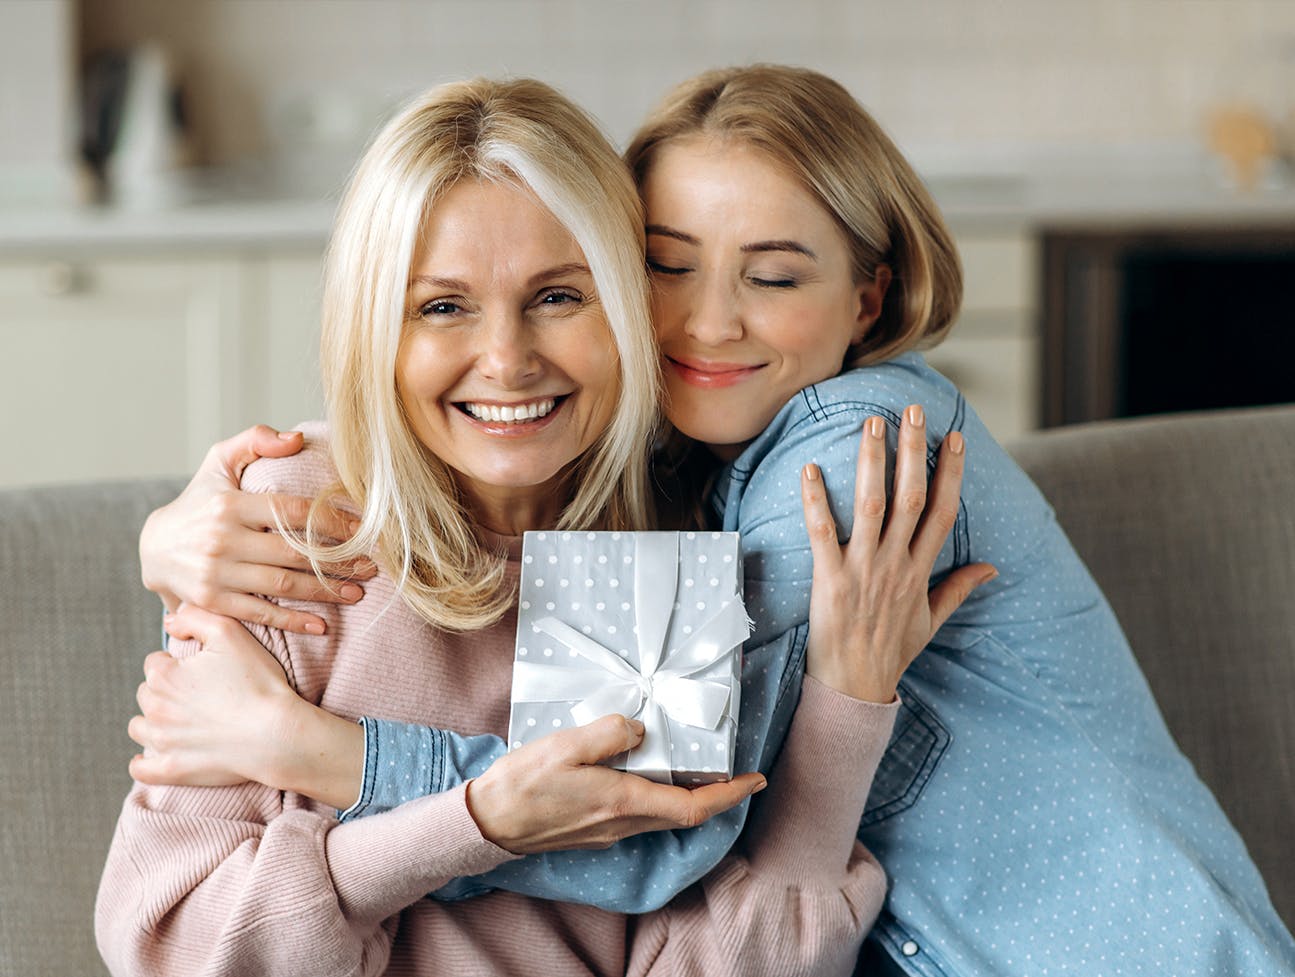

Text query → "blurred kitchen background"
[2,0,1294,488]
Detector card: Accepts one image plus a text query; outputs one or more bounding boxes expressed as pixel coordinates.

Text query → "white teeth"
[464,398,556,424]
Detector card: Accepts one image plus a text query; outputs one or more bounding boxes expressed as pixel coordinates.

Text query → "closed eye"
[749,276,797,289]
[647,259,690,276]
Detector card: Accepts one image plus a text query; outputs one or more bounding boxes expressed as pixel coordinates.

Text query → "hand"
[799,404,997,703]
[139,424,377,634]
[129,606,365,809]
[465,715,767,854]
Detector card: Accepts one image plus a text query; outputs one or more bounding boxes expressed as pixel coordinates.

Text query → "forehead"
[411,178,588,283]
[642,137,830,228]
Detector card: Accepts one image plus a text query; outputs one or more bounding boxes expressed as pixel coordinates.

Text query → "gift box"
[507,530,750,785]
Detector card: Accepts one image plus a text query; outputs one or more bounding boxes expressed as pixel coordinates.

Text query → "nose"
[681,273,743,347]
[476,308,541,388]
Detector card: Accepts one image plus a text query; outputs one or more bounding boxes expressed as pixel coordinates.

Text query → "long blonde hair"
[626,64,963,366]
[300,78,659,631]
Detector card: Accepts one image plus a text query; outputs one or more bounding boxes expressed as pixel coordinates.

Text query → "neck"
[461,481,569,536]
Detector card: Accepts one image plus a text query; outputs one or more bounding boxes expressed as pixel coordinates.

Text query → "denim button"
[901,941,920,957]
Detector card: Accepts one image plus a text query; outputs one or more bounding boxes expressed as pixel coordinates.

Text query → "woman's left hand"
[129,606,336,794]
[799,404,997,703]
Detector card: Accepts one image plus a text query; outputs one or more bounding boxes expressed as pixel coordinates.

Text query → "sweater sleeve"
[625,676,898,977]
[93,631,519,977]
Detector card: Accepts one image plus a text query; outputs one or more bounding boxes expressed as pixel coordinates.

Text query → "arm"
[625,408,992,977]
[132,604,793,912]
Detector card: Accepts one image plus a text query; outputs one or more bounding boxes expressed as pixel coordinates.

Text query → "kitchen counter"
[3,148,1295,253]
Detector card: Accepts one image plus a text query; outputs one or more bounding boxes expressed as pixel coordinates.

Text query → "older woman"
[97,78,976,977]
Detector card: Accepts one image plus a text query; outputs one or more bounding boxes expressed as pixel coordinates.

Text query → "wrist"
[808,659,899,705]
[464,769,517,852]
[270,697,365,810]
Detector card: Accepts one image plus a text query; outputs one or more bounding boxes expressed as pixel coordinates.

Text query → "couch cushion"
[0,478,184,977]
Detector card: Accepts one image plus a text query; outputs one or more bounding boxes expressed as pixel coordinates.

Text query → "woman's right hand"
[465,717,767,854]
[140,424,377,634]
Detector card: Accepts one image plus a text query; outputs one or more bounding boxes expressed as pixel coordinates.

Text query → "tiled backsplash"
[57,0,1295,177]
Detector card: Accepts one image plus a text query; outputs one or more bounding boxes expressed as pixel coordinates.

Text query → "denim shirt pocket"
[860,682,951,827]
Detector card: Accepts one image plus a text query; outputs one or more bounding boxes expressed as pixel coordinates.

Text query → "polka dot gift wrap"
[507,530,751,785]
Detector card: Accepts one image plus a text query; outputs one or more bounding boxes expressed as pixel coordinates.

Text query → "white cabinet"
[925,228,1039,442]
[0,248,324,489]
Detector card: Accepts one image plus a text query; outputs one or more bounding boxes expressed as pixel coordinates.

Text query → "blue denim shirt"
[355,352,1295,973]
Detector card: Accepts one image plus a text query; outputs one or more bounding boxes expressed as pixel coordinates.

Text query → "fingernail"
[803,463,820,482]
[980,566,999,585]
[907,404,924,427]
[278,430,300,440]
[347,519,362,535]
[949,431,965,455]
[752,776,768,794]
[867,416,885,439]
[304,621,325,635]
[627,718,645,736]
[339,583,363,602]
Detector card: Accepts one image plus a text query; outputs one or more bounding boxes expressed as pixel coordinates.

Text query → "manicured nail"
[980,566,999,585]
[627,718,646,736]
[949,431,965,455]
[304,621,325,635]
[867,416,885,439]
[340,583,363,602]
[752,776,768,794]
[803,463,820,482]
[278,430,300,440]
[347,519,362,535]
[907,404,924,427]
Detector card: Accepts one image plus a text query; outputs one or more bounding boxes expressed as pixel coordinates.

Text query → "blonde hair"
[300,78,659,631]
[626,64,963,366]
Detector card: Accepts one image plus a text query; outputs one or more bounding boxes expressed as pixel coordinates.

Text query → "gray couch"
[2,406,1292,976]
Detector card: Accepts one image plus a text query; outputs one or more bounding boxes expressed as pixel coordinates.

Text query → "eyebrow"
[645,224,699,246]
[646,224,817,261]
[740,239,818,260]
[407,262,592,292]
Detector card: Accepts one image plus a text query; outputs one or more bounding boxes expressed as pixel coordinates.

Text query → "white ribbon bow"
[511,533,750,783]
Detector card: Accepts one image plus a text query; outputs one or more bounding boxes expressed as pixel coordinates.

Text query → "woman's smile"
[454,394,566,432]
[663,355,766,389]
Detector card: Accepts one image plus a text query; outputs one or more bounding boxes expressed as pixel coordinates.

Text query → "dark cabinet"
[1041,228,1295,426]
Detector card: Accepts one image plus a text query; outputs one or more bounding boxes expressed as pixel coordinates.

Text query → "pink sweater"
[95,425,898,977]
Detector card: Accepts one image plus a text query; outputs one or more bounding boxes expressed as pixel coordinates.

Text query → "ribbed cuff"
[744,675,898,882]
[326,782,519,927]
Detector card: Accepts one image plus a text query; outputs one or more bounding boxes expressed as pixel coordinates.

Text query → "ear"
[851,264,892,345]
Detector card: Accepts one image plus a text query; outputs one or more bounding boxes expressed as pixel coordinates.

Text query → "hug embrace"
[96,66,1295,976]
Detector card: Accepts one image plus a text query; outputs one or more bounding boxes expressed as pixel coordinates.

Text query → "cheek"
[583,345,622,415]
[649,286,685,340]
[762,297,856,366]
[394,336,451,414]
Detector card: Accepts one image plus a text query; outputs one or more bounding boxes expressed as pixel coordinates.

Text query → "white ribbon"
[511,532,750,783]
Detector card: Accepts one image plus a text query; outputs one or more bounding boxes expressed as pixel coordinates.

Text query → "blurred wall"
[0,0,78,204]
[80,0,1295,180]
